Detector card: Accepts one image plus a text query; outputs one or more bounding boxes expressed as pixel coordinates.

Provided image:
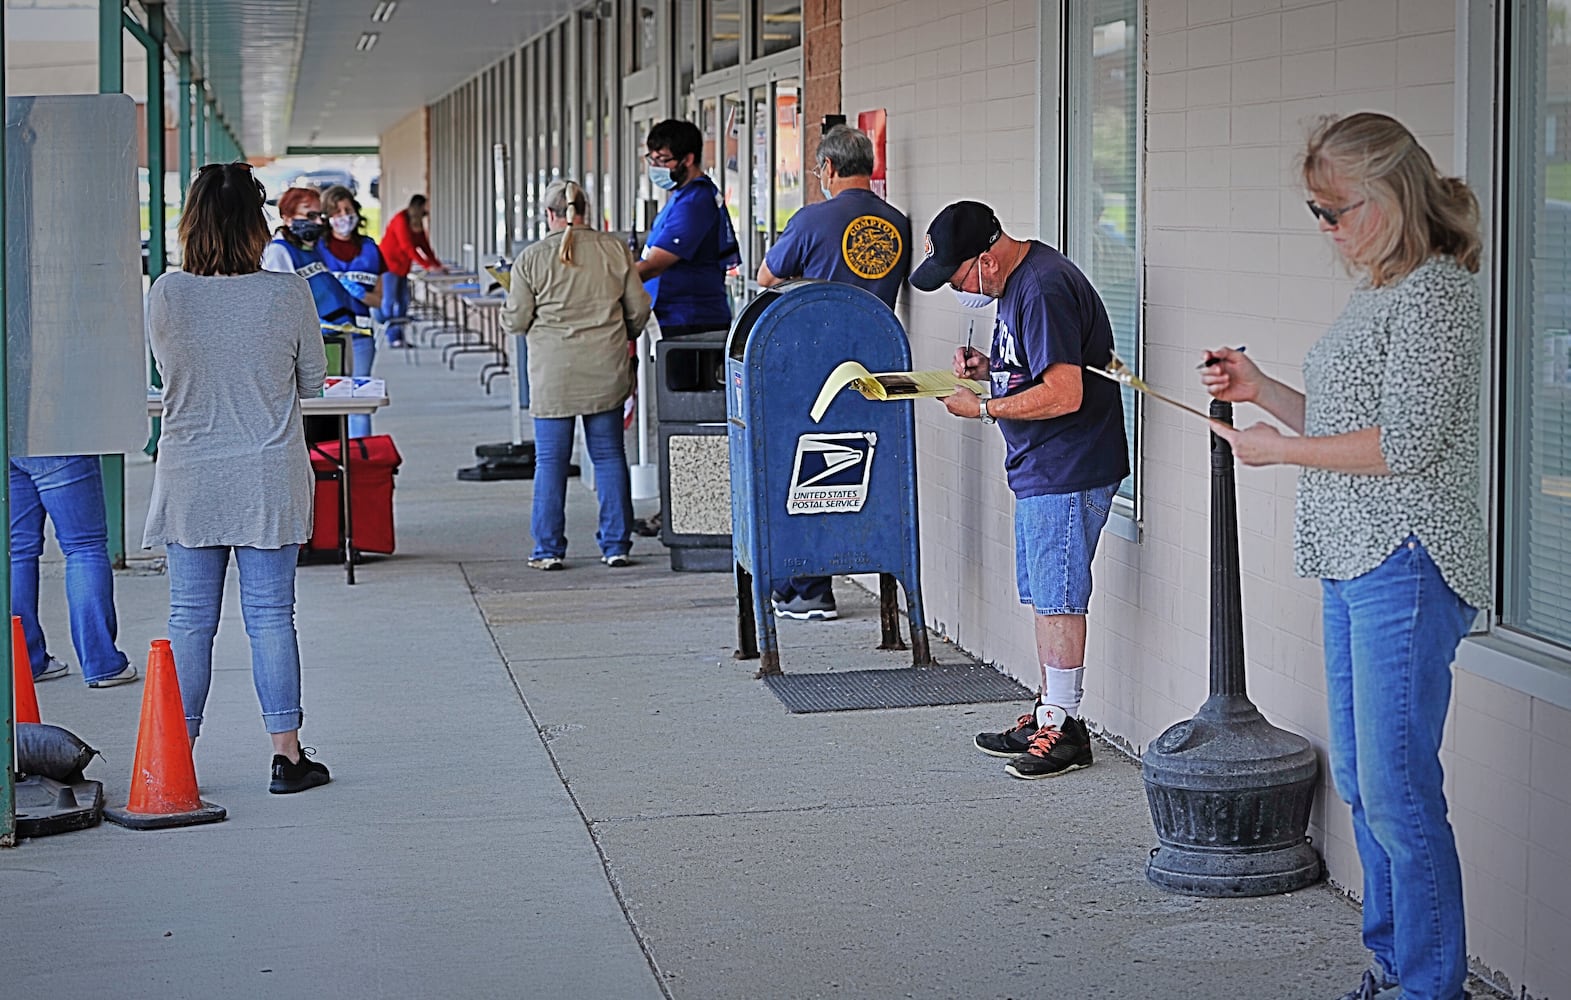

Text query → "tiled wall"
[840,0,1568,994]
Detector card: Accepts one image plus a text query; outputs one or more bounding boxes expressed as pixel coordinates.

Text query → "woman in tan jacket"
[502,180,652,570]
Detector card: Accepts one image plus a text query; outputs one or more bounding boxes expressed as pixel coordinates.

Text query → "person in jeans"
[9,456,135,687]
[377,193,444,346]
[1202,113,1486,1000]
[501,180,651,570]
[318,184,385,438]
[144,162,331,795]
[910,201,1128,781]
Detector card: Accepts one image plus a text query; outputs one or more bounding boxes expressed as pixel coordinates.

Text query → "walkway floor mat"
[762,665,1031,714]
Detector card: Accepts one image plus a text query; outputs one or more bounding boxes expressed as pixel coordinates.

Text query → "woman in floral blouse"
[1201,113,1486,1000]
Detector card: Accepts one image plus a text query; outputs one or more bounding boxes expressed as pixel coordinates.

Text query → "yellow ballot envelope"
[810,361,987,422]
[485,264,511,291]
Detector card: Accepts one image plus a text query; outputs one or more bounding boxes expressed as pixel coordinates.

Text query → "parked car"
[291,168,357,195]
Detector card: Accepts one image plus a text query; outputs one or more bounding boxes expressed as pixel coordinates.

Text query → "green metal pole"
[177,53,191,203]
[195,90,206,166]
[2,0,16,848]
[99,0,122,93]
[100,0,127,568]
[126,10,164,460]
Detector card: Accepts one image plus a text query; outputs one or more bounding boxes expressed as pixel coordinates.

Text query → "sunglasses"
[198,161,267,201]
[1306,199,1365,227]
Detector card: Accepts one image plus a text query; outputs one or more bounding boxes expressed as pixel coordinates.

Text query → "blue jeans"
[166,543,305,738]
[377,273,411,345]
[531,408,632,560]
[9,457,130,683]
[349,333,375,438]
[1323,537,1476,1000]
[1014,483,1119,615]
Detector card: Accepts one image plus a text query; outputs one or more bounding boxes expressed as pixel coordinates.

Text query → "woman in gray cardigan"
[145,163,331,794]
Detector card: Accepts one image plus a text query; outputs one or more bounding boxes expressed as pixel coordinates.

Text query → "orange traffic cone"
[103,640,225,830]
[12,615,41,725]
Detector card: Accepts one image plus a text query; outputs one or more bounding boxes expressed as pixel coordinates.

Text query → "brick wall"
[838,0,1569,994]
[803,0,842,207]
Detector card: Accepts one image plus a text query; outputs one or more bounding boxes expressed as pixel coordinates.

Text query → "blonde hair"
[543,180,589,264]
[1301,112,1481,287]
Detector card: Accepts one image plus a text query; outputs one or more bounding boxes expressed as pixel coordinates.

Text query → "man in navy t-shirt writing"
[757,124,913,621]
[910,201,1128,781]
[635,119,740,337]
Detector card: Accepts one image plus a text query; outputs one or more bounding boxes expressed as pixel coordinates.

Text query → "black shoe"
[270,747,331,794]
[772,593,838,621]
[974,705,1042,758]
[1005,713,1093,779]
[1332,967,1400,1000]
[632,513,662,537]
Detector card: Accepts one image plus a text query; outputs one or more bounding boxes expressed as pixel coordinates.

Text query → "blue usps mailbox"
[727,281,931,676]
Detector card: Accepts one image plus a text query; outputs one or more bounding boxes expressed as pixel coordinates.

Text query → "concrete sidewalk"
[1,334,1399,999]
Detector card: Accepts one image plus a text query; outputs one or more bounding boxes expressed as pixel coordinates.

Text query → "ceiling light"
[371,1,397,22]
[356,32,379,51]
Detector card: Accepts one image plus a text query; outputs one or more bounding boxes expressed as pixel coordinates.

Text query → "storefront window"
[1064,0,1141,507]
[751,84,770,263]
[774,79,802,230]
[705,0,740,71]
[1502,0,1571,648]
[756,0,801,58]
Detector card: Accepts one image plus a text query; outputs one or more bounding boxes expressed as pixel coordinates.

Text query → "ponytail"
[542,180,589,265]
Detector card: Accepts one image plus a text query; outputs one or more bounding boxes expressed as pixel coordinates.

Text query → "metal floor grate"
[763,665,1031,714]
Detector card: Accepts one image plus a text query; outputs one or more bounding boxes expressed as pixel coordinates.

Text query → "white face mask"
[816,163,832,201]
[950,259,994,310]
[330,213,358,237]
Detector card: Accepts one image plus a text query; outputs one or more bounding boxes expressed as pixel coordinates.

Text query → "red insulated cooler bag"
[308,435,402,554]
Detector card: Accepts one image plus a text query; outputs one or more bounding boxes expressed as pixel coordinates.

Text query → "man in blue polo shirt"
[635,119,740,337]
[910,201,1128,781]
[758,124,912,621]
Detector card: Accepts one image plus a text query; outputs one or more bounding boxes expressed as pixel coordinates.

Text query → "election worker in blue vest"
[263,186,364,326]
[910,201,1128,781]
[317,185,387,438]
[634,119,740,338]
[756,124,913,621]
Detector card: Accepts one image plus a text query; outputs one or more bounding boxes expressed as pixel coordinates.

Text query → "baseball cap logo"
[923,233,933,257]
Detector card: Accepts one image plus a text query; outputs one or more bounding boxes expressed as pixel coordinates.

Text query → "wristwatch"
[979,398,997,425]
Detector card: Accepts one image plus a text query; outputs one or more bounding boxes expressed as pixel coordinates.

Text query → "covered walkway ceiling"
[148,0,576,158]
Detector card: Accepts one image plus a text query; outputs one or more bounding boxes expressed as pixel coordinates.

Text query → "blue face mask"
[648,166,678,191]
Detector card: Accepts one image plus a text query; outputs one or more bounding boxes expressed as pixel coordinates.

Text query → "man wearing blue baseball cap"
[910,201,1127,780]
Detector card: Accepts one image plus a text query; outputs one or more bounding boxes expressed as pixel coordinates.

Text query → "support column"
[2,0,15,848]
[802,0,843,207]
[125,8,165,460]
[100,0,128,566]
[177,53,192,202]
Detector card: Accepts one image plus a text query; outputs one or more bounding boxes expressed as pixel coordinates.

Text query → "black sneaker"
[1005,713,1093,779]
[270,747,331,794]
[1332,967,1400,1000]
[772,593,838,621]
[974,705,1042,758]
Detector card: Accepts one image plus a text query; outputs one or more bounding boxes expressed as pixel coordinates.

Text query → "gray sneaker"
[35,657,70,682]
[772,593,838,621]
[87,663,139,688]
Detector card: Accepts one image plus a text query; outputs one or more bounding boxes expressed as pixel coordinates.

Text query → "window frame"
[1045,0,1146,541]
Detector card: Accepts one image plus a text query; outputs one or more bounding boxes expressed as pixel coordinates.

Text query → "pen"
[964,318,976,359]
[1197,345,1247,369]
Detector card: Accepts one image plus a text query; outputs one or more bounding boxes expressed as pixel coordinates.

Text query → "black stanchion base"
[16,775,104,838]
[1146,841,1323,898]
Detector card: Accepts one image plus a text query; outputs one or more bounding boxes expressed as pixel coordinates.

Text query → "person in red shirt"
[378,194,443,346]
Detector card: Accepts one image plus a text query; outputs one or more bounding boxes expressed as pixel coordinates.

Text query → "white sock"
[1040,666,1085,721]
